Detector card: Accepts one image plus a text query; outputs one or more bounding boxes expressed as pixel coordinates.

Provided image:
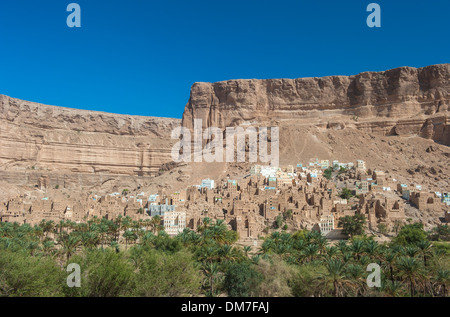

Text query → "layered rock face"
[182,64,449,145]
[0,95,180,187]
[1,64,448,192]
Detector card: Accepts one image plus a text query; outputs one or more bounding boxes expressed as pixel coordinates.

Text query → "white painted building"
[260,166,280,178]
[163,211,186,236]
[319,214,335,236]
[201,179,215,190]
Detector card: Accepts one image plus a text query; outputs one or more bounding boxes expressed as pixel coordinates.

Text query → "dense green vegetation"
[340,188,353,200]
[323,167,333,180]
[338,214,366,238]
[0,217,449,297]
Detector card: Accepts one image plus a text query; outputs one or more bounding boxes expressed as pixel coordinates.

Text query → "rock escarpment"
[0,64,448,192]
[0,95,180,187]
[182,64,449,145]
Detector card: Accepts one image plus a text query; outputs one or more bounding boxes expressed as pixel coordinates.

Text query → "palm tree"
[259,239,274,255]
[382,280,403,297]
[433,269,449,297]
[251,254,261,265]
[140,218,148,231]
[76,222,88,233]
[314,234,329,255]
[293,239,306,252]
[140,231,156,246]
[358,255,371,267]
[81,231,100,250]
[364,240,379,260]
[381,250,397,283]
[131,220,140,233]
[96,222,109,249]
[220,244,233,260]
[40,220,55,239]
[220,244,240,262]
[59,234,81,262]
[197,246,220,264]
[110,241,120,253]
[177,228,193,246]
[150,215,161,235]
[135,220,146,242]
[345,263,367,296]
[341,251,353,263]
[351,240,364,261]
[416,240,433,267]
[122,216,132,231]
[114,215,123,240]
[198,217,212,234]
[316,258,356,297]
[0,223,14,238]
[211,220,229,245]
[66,220,77,233]
[202,262,223,297]
[404,246,419,258]
[58,220,66,239]
[337,240,348,254]
[326,246,338,258]
[33,225,45,243]
[26,241,40,256]
[42,240,56,256]
[391,244,404,256]
[432,248,447,262]
[271,231,281,242]
[243,246,252,257]
[123,230,137,250]
[303,244,319,263]
[397,256,422,296]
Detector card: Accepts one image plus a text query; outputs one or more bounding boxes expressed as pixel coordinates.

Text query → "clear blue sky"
[0,0,448,118]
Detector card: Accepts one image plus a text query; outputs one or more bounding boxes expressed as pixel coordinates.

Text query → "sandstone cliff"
[0,94,181,187]
[0,64,449,195]
[182,64,449,145]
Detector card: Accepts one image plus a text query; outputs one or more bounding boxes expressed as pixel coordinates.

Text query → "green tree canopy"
[393,223,428,246]
[323,167,333,180]
[338,214,366,238]
[224,262,263,297]
[340,188,353,200]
